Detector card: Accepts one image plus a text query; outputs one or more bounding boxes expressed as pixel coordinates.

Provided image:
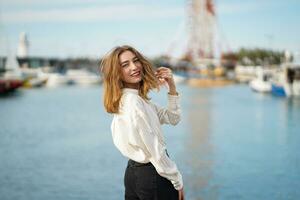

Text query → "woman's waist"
[127,159,153,167]
[127,149,170,167]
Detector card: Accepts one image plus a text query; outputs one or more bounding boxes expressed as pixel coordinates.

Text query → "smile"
[131,71,140,77]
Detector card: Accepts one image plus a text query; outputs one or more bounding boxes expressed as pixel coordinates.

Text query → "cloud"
[1,1,272,24]
[1,4,183,24]
[1,0,103,6]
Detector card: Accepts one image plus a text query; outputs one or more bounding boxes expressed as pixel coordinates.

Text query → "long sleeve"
[131,101,183,190]
[152,94,181,125]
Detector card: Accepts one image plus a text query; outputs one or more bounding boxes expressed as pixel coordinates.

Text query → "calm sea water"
[0,84,299,200]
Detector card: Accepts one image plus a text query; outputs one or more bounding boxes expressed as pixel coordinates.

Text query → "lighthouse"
[17,32,29,58]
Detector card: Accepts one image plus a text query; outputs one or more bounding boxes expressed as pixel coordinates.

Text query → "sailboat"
[0,57,24,94]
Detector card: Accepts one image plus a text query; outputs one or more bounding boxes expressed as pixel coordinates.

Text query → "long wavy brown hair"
[100,45,159,114]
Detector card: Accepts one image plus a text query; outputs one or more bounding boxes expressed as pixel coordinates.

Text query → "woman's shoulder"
[120,93,145,111]
[122,92,142,103]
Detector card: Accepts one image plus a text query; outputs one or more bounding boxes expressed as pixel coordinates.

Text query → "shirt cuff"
[167,93,180,110]
[172,173,183,190]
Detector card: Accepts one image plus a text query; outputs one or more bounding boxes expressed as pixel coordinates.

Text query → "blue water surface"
[0,84,299,200]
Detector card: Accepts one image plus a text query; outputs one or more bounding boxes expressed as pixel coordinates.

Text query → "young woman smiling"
[100,45,184,200]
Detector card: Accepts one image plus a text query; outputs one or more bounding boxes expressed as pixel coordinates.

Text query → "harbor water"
[0,84,299,200]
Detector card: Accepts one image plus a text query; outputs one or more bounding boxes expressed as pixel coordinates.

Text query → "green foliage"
[236,48,285,65]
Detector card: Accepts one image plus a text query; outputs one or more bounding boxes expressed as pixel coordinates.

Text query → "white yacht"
[249,67,273,93]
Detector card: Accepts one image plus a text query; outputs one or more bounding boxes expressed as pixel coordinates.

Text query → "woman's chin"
[131,77,142,82]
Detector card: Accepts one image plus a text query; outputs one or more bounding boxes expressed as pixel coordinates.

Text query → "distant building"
[15,32,98,73]
[16,57,62,69]
[16,57,98,74]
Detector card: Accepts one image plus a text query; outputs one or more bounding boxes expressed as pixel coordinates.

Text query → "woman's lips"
[131,71,140,77]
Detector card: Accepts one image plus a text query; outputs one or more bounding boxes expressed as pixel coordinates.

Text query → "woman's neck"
[123,83,140,90]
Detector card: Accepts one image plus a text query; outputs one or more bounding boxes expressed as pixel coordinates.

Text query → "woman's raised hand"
[155,67,177,95]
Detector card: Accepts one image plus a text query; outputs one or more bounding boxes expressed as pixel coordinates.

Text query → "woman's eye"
[134,59,140,63]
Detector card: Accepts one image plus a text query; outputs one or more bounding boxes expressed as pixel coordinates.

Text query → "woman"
[100,45,184,200]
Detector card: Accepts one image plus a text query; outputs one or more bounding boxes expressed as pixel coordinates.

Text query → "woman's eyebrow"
[121,57,138,65]
[120,60,129,65]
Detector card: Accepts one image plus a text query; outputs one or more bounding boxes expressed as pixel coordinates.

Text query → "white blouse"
[111,88,183,190]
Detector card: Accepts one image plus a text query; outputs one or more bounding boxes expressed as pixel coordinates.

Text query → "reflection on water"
[184,89,217,200]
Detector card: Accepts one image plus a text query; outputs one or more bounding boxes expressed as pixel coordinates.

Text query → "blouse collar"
[122,88,139,95]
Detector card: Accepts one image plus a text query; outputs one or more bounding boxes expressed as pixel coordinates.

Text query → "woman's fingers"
[155,67,173,79]
[158,78,166,85]
[156,66,169,71]
[156,67,172,74]
[155,67,175,87]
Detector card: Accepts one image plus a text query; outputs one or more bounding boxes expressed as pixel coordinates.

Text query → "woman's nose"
[130,61,138,69]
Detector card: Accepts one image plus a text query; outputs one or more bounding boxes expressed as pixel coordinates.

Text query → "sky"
[0,0,300,61]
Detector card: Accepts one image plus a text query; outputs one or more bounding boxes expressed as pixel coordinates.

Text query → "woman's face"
[119,50,143,89]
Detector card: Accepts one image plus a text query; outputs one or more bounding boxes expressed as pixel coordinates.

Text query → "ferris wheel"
[167,0,231,65]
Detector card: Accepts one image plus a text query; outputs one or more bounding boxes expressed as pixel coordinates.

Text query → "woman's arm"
[154,67,181,125]
[132,106,183,190]
[151,94,181,125]
[154,67,185,198]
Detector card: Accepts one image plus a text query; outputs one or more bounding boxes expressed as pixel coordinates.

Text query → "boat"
[271,84,286,97]
[0,68,25,94]
[0,79,23,94]
[271,67,300,97]
[65,69,101,86]
[45,73,69,87]
[249,67,272,93]
[235,65,257,83]
[21,68,49,88]
[23,77,48,88]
